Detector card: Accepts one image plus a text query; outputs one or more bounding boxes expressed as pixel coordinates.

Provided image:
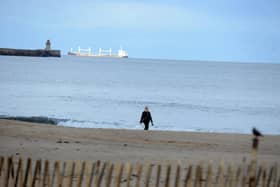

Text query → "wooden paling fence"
[0,156,279,187]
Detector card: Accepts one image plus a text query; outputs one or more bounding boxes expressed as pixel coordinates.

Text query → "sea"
[0,56,279,134]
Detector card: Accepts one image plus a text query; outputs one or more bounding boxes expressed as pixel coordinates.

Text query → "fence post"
[135,162,143,187]
[125,162,132,187]
[32,159,41,187]
[93,160,100,186]
[194,163,203,187]
[156,164,161,187]
[10,157,16,186]
[174,164,181,187]
[164,164,171,187]
[65,161,74,187]
[51,161,57,187]
[261,163,267,187]
[97,162,107,187]
[60,162,67,187]
[105,162,114,187]
[241,157,247,187]
[184,164,193,187]
[273,163,278,187]
[42,160,50,187]
[144,162,153,187]
[23,157,32,187]
[267,165,274,187]
[0,156,4,176]
[0,156,4,186]
[86,161,96,187]
[2,156,7,187]
[77,161,85,187]
[216,160,225,187]
[114,162,123,187]
[226,163,233,187]
[233,166,241,187]
[205,161,212,187]
[15,157,23,187]
[56,161,63,187]
[249,135,260,187]
[74,161,81,187]
[4,156,15,187]
[255,165,263,187]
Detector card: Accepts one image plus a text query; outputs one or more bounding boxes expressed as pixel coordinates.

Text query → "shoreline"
[1,119,279,165]
[1,116,279,135]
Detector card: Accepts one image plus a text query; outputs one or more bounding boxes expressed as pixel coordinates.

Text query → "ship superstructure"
[68,47,128,58]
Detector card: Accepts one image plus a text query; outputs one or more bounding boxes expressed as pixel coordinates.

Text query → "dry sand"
[0,119,279,166]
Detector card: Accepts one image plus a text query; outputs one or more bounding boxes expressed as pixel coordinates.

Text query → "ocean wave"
[0,115,68,125]
[1,115,279,134]
[110,99,280,117]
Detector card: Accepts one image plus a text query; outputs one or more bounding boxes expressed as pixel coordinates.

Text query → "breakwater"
[0,48,61,57]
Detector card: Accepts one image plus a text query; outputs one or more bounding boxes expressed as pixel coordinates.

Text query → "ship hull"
[68,52,128,58]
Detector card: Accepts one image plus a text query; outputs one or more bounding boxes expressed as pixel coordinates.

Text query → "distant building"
[45,40,51,50]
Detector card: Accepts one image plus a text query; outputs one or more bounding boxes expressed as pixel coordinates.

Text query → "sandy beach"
[0,119,279,166]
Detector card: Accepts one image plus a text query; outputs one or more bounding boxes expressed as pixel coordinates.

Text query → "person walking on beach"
[140,106,154,130]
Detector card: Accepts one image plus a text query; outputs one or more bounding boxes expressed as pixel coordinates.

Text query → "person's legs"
[144,123,149,130]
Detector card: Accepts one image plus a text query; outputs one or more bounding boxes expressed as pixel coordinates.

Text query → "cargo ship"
[68,47,128,58]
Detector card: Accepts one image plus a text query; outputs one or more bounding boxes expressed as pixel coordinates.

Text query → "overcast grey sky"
[1,0,279,62]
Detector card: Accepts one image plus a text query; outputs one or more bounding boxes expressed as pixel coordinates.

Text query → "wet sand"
[0,119,279,166]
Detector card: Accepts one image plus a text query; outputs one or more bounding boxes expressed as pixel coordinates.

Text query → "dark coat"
[140,111,153,124]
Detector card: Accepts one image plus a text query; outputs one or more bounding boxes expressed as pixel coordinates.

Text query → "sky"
[1,0,280,63]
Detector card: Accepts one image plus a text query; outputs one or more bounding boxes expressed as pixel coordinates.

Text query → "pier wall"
[0,48,61,57]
